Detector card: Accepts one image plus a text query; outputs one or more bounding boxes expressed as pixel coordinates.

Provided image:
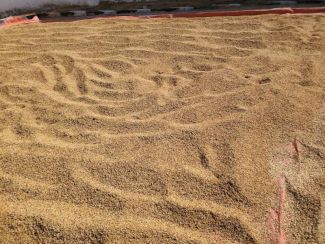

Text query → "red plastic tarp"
[291,7,325,14]
[173,8,294,18]
[1,7,325,27]
[0,16,39,28]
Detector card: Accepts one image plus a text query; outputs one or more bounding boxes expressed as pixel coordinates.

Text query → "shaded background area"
[1,0,325,17]
[97,0,325,10]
